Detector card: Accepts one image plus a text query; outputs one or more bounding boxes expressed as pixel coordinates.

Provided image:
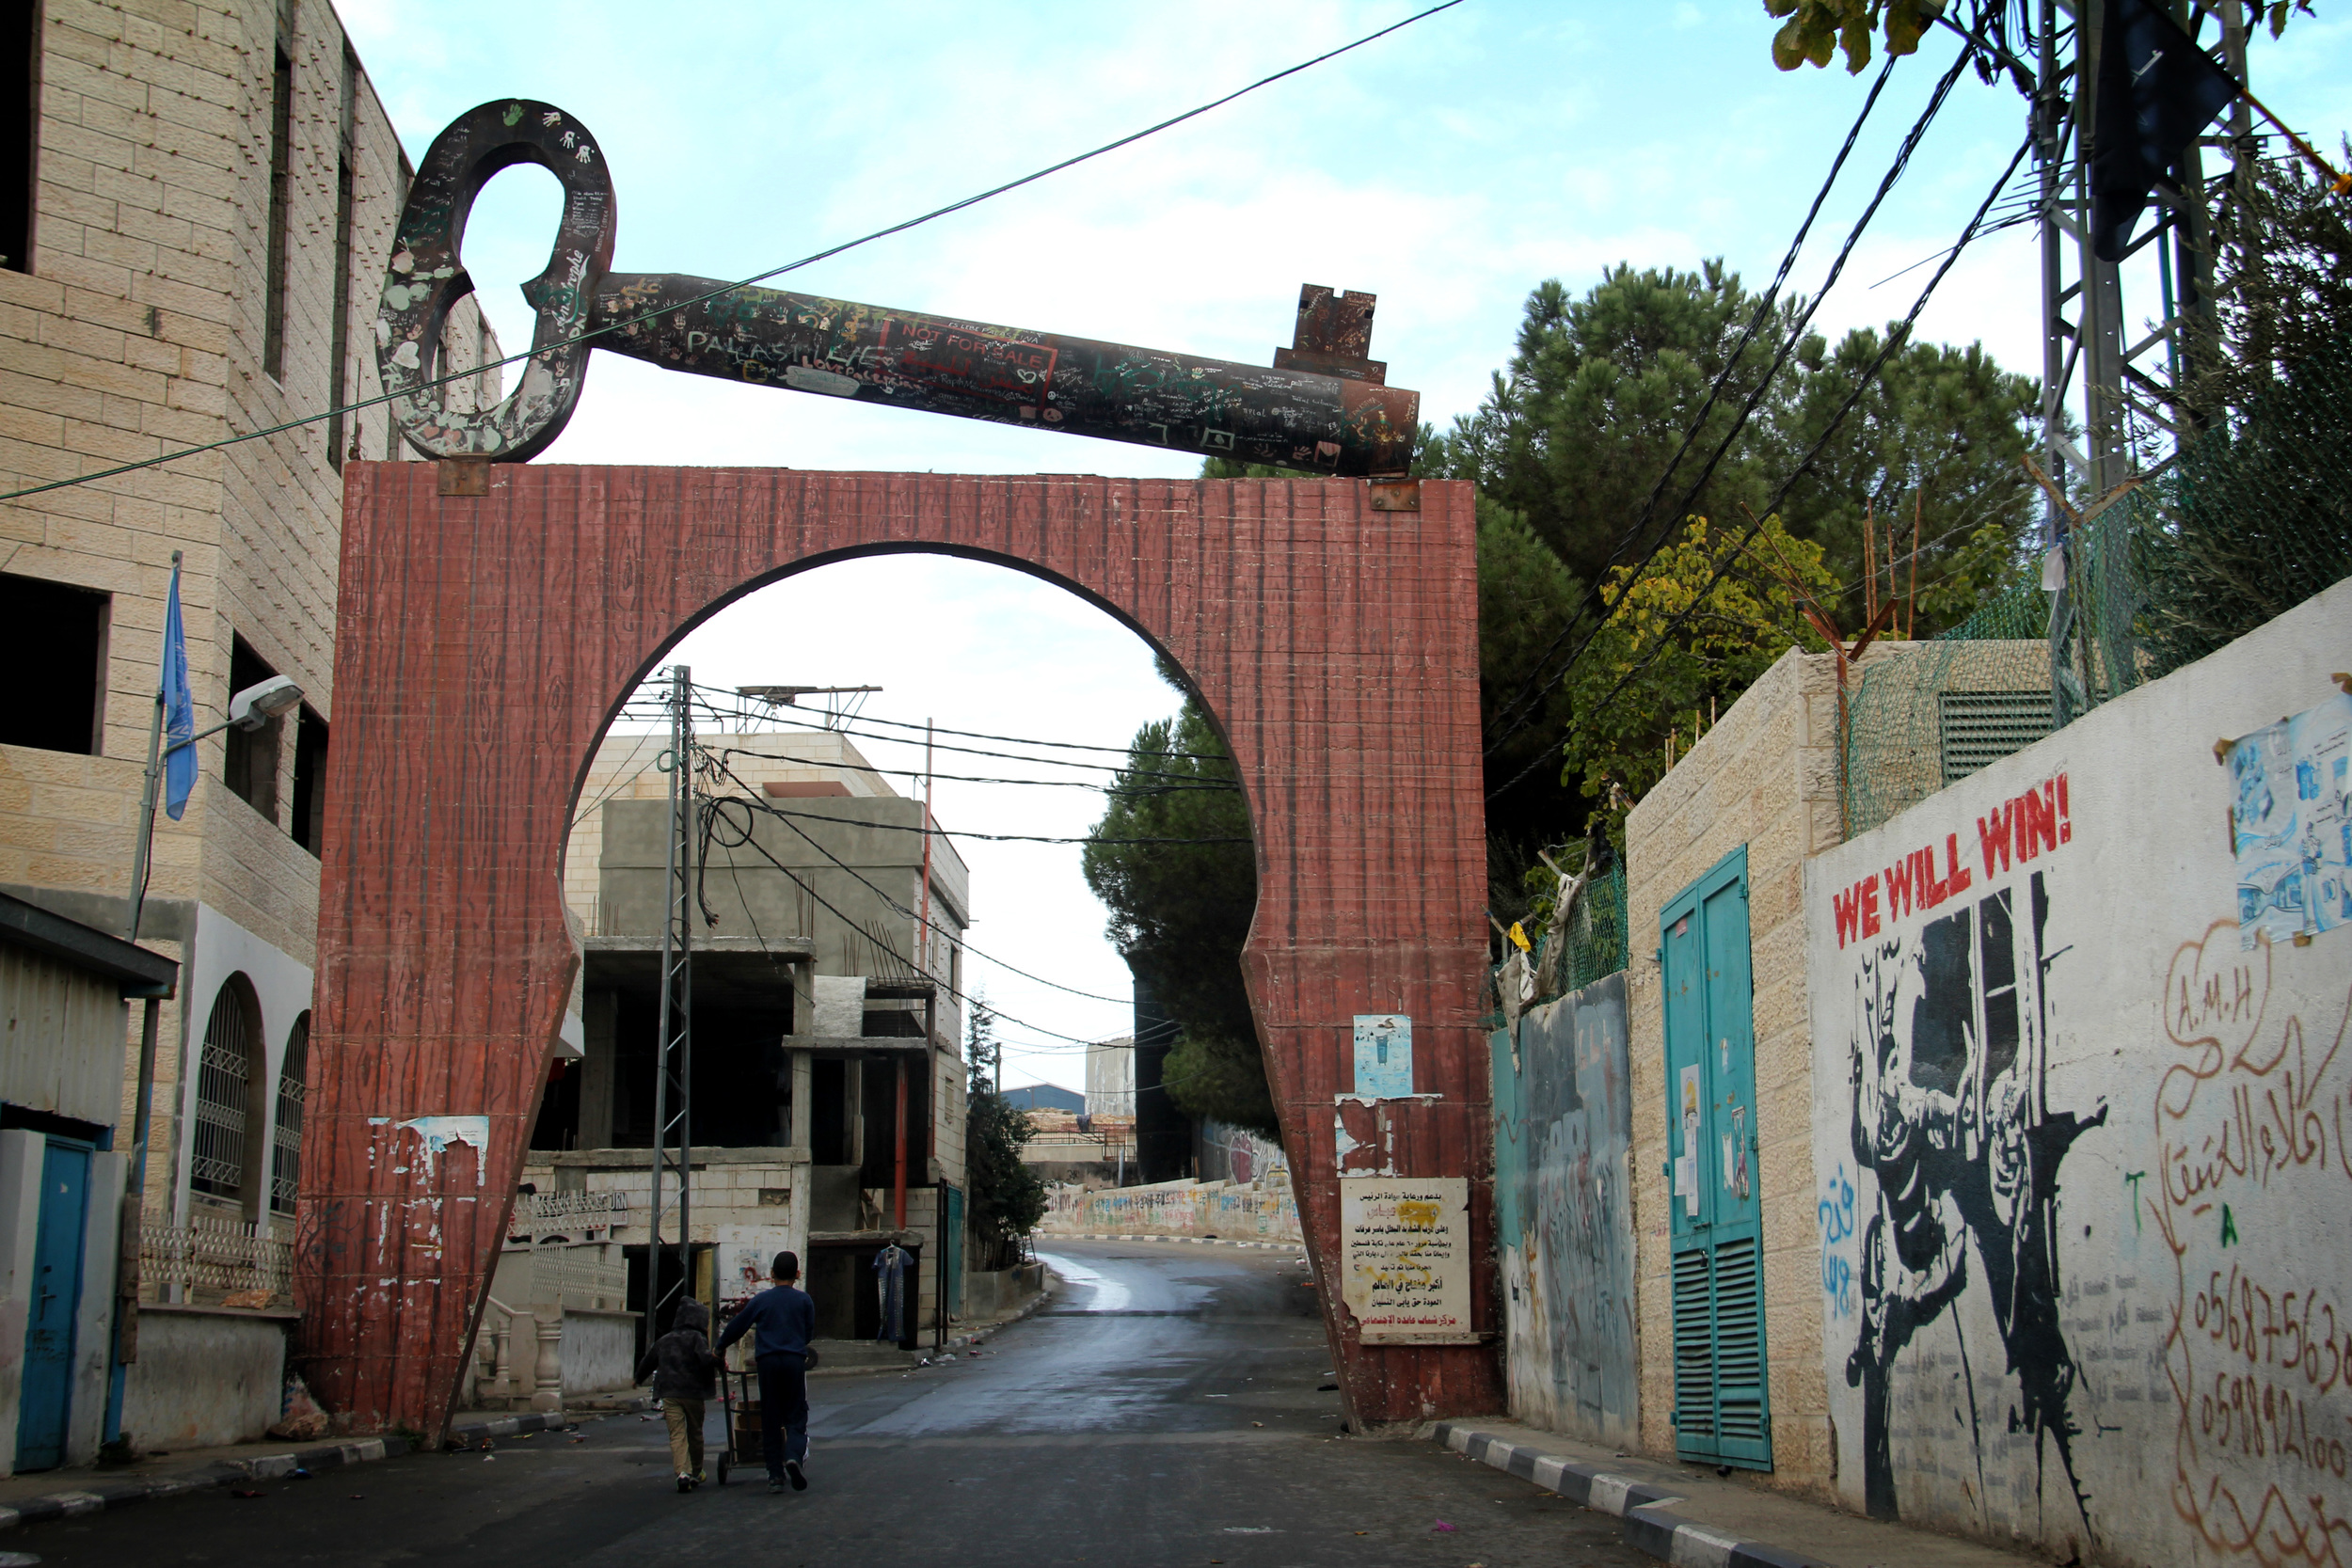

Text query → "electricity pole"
[646,666,695,1338]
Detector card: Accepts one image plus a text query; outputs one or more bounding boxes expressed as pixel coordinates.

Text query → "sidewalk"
[1429,1418,2042,1568]
[0,1407,612,1533]
[0,1432,411,1533]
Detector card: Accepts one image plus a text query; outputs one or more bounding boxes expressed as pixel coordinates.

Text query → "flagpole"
[123,549,182,944]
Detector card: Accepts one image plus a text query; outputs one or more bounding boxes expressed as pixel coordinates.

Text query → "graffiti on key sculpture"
[376,100,1418,474]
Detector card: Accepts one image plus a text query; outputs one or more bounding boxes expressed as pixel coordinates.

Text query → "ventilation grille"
[1712,1233,1767,1444]
[1672,1245,1715,1443]
[1939,689,2054,785]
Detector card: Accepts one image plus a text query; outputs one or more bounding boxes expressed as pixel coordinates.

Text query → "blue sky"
[339,2,2350,1089]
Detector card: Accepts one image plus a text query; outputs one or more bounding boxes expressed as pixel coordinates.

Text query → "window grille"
[270,1013,309,1213]
[193,983,257,1198]
[1937,689,2054,786]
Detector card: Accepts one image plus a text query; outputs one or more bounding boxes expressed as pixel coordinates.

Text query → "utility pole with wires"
[2012,0,2267,723]
[645,665,696,1342]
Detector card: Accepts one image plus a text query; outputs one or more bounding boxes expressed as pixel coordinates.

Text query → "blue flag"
[162,563,195,820]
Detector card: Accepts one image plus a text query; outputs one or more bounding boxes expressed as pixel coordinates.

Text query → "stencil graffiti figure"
[1844,870,2107,1527]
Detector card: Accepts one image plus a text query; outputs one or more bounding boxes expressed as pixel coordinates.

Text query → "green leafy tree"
[1761,0,2314,74]
[1080,689,1274,1135]
[1564,514,1836,849]
[2147,141,2352,667]
[1772,328,2042,636]
[963,1000,1045,1269]
[1441,265,2042,879]
[1429,264,1791,586]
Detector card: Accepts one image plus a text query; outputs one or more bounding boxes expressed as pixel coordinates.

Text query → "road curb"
[1432,1423,1830,1568]
[0,1435,410,1534]
[445,1410,578,1443]
[1046,1232,1302,1251]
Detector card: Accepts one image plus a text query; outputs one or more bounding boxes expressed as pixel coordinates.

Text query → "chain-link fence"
[1843,339,2352,839]
[1555,864,1629,995]
[1488,863,1629,1030]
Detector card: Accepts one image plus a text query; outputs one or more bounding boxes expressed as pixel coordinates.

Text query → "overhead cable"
[1481,52,1907,753]
[702,757,1135,1006]
[1485,130,2038,805]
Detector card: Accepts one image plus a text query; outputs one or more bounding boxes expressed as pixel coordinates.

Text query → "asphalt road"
[24,1241,1648,1568]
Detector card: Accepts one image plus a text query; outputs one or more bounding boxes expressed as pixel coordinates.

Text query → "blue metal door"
[1661,847,1772,1469]
[15,1139,91,1472]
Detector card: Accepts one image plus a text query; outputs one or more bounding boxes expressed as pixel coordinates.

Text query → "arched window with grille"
[270,1011,309,1214]
[192,974,262,1204]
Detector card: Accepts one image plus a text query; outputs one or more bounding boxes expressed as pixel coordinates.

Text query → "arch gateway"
[297,99,1500,1436]
[298,465,1496,1433]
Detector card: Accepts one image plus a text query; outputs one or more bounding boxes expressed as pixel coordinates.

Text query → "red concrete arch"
[297,463,1499,1433]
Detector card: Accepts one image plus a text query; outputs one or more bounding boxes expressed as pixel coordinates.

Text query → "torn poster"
[2230,689,2352,948]
[1352,1014,1414,1099]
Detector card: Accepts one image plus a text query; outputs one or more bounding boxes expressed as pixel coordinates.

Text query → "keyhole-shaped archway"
[295,463,1498,1434]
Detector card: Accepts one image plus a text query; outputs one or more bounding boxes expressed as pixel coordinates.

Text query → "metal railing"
[141,1212,292,1307]
[507,1189,628,1235]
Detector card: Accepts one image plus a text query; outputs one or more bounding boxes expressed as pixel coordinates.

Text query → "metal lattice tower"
[646,665,695,1335]
[2022,0,2258,723]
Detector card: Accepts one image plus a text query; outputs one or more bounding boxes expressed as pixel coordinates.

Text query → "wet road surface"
[29,1240,1649,1567]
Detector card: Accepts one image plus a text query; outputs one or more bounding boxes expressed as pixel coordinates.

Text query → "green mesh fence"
[1557,864,1629,994]
[1843,339,2352,839]
[1489,864,1629,1028]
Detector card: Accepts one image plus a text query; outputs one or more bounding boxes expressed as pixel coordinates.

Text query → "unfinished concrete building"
[510,727,970,1370]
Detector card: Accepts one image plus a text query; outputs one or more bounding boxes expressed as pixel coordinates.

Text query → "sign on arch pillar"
[296,463,1500,1436]
[1261,958,1499,1426]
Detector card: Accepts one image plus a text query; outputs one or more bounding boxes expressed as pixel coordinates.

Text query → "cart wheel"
[716,1453,730,1486]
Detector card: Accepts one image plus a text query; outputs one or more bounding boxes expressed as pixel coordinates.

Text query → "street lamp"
[124,672,303,943]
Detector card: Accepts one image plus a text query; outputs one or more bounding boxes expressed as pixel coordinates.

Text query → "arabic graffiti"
[1819,1164,1855,1320]
[2156,922,2352,1568]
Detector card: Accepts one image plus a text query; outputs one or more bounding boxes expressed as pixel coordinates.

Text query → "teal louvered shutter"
[1661,847,1772,1470]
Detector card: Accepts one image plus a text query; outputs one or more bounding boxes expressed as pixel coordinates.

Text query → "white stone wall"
[1804,578,2352,1564]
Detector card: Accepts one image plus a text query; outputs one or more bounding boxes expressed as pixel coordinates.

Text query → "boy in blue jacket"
[715,1250,817,1494]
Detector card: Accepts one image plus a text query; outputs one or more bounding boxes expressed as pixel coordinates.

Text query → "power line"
[679,684,1232,778]
[607,684,1234,785]
[707,743,1236,797]
[1480,52,1904,752]
[695,794,1108,1048]
[1486,130,2038,805]
[0,2,1464,507]
[702,756,1135,1006]
[711,700,1232,762]
[1482,37,1981,767]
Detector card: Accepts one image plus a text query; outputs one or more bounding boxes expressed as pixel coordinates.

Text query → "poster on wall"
[1352,1014,1414,1098]
[2230,689,2352,948]
[1338,1175,1474,1344]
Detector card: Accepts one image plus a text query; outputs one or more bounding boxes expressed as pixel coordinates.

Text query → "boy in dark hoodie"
[634,1298,720,1491]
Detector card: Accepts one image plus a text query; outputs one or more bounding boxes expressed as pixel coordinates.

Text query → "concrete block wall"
[0,0,498,1227]
[1622,644,1900,1495]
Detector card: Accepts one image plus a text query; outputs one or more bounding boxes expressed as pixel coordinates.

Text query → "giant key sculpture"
[378,100,1419,474]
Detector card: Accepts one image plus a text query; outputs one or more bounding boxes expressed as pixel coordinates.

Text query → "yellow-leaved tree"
[1561,513,1835,847]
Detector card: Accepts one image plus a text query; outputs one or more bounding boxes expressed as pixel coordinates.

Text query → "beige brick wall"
[1621,642,1907,1497]
[0,0,499,1220]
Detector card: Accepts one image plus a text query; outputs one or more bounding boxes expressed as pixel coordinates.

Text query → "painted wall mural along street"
[1809,657,2352,1568]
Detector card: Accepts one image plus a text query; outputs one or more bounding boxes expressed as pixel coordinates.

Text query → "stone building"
[512,724,972,1361]
[0,0,498,1462]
